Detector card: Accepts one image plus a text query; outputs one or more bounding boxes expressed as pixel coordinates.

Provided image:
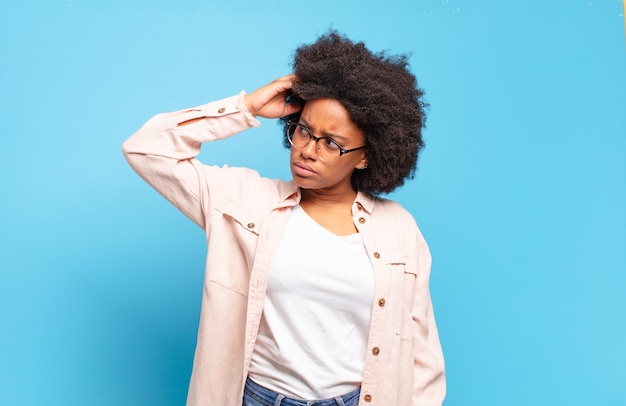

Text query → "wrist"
[236,91,260,127]
[242,94,256,117]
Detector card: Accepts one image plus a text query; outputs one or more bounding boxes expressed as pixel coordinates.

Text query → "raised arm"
[121,75,301,228]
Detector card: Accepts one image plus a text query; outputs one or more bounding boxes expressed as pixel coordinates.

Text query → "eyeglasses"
[286,120,368,162]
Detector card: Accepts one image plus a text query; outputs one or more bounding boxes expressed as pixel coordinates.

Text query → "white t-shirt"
[249,204,375,399]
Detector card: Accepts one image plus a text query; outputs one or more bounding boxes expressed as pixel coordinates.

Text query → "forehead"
[300,99,365,142]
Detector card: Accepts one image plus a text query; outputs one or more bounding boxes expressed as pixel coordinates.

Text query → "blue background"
[1,1,625,405]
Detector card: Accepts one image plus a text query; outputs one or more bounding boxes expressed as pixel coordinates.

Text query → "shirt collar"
[277,180,301,208]
[278,183,376,213]
[354,191,376,214]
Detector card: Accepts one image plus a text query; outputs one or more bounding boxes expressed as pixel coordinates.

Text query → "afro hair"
[281,31,428,195]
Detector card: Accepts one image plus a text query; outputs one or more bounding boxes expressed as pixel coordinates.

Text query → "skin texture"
[244,74,301,119]
[291,99,368,235]
[244,77,367,235]
[290,99,367,195]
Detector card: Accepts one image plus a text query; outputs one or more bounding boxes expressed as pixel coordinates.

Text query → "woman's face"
[289,98,368,195]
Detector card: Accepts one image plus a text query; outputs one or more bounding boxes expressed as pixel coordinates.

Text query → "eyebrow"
[300,118,349,142]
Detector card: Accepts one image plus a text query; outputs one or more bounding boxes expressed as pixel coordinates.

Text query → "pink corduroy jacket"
[122,93,446,405]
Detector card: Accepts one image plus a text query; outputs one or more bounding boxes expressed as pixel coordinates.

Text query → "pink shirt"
[122,93,446,405]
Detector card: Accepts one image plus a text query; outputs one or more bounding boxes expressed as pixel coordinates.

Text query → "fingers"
[280,102,302,117]
[244,74,300,118]
[273,74,300,113]
[275,73,297,83]
[270,74,297,93]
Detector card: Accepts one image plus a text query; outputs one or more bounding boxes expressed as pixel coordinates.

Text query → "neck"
[298,188,360,236]
[300,188,357,208]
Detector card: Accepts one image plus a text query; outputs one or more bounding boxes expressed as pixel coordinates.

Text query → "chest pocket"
[215,198,260,236]
[209,198,261,294]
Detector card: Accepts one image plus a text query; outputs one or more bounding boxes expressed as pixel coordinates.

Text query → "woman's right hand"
[244,74,302,119]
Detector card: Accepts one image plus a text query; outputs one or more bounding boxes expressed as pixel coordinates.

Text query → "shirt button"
[356,202,363,210]
[378,298,386,307]
[358,217,366,224]
[217,107,225,114]
[373,252,380,259]
[372,347,380,355]
[247,222,255,229]
[363,394,372,402]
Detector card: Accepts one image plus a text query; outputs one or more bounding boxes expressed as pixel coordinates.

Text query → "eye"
[322,138,341,151]
[297,125,307,134]
[294,124,310,139]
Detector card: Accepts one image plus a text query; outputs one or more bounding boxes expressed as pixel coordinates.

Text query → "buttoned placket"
[352,199,386,404]
[241,200,300,392]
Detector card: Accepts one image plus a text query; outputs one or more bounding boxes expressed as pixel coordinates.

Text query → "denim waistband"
[243,377,361,406]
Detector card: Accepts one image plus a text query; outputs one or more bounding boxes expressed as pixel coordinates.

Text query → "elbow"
[121,137,134,158]
[121,138,145,174]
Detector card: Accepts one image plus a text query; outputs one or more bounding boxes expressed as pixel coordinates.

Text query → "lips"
[293,162,317,177]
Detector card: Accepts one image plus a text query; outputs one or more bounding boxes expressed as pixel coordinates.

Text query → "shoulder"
[371,196,418,228]
[370,196,430,258]
[203,164,298,208]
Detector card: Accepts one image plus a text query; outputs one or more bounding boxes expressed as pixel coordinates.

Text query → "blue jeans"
[242,377,361,406]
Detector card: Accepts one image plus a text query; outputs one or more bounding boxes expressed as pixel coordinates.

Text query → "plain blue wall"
[1,1,624,405]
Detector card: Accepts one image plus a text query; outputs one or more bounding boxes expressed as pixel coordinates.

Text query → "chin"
[292,177,315,190]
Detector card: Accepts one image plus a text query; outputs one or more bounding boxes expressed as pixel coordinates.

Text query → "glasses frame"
[286,120,368,158]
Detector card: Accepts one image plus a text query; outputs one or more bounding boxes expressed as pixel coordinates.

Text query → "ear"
[356,156,368,170]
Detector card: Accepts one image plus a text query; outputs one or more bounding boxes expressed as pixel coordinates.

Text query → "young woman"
[123,32,445,406]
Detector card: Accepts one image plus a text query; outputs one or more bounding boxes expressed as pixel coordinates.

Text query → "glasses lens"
[286,122,342,162]
[287,123,311,148]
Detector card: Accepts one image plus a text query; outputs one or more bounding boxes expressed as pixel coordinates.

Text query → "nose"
[300,137,319,159]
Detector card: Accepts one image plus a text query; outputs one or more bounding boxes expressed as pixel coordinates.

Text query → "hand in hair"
[244,74,302,119]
